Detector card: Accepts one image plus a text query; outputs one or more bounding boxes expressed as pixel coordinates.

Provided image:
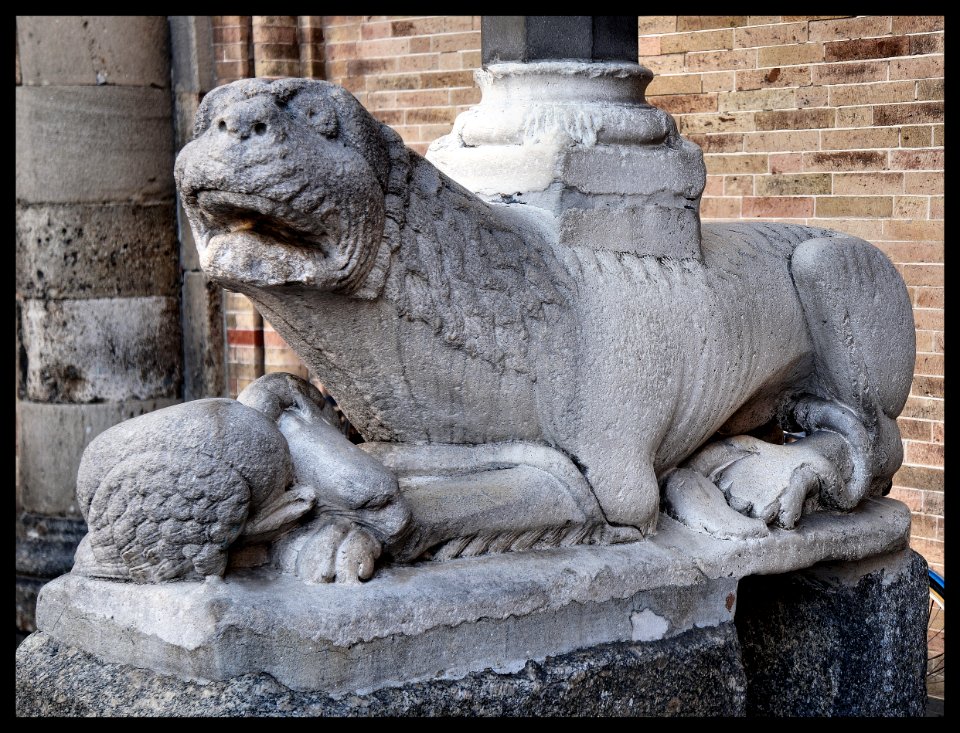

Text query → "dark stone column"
[481,16,637,64]
[736,549,927,717]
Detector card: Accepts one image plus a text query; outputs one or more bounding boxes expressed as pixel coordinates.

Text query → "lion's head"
[175,78,392,293]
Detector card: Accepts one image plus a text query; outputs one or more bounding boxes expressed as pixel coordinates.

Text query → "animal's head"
[175,78,391,292]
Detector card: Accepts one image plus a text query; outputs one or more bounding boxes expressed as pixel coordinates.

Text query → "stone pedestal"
[16,499,927,716]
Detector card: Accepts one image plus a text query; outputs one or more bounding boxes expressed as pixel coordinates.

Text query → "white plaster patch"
[631,608,670,642]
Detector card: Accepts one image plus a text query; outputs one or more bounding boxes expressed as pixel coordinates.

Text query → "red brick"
[769,153,803,174]
[909,537,943,567]
[742,196,814,218]
[252,16,297,27]
[915,289,944,311]
[923,489,943,515]
[904,441,944,468]
[911,374,943,399]
[876,242,943,265]
[888,486,923,512]
[893,262,943,286]
[722,175,754,196]
[324,24,360,43]
[898,418,933,442]
[824,36,909,62]
[913,309,943,332]
[228,329,264,347]
[360,21,393,40]
[638,36,660,56]
[755,108,834,130]
[703,178,724,196]
[929,195,943,219]
[347,57,397,76]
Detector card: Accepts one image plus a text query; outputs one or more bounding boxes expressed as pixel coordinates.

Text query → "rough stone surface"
[737,548,927,717]
[16,16,170,88]
[181,271,225,400]
[33,499,909,694]
[176,75,914,549]
[16,202,179,299]
[16,624,746,717]
[19,297,183,403]
[16,85,174,204]
[16,514,88,634]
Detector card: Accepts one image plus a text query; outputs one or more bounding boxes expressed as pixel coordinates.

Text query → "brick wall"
[212,16,943,573]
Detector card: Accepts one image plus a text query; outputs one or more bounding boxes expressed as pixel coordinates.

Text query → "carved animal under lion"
[150,77,914,584]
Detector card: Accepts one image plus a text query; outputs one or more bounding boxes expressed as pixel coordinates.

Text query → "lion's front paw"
[687,435,842,529]
[278,517,382,584]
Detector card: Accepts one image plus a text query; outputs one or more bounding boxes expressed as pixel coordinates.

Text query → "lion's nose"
[213,98,275,140]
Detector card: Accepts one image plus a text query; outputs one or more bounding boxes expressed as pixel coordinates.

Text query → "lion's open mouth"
[195,189,339,258]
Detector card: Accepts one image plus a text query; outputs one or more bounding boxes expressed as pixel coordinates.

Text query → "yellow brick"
[755,173,832,196]
[703,153,768,174]
[679,111,756,134]
[686,48,758,72]
[883,220,944,242]
[645,73,702,96]
[815,196,893,218]
[819,127,900,150]
[757,43,824,67]
[660,28,734,54]
[676,16,750,31]
[833,172,904,195]
[734,22,807,48]
[808,16,892,42]
[743,130,819,153]
[892,196,929,220]
[638,16,677,34]
[701,71,736,92]
[827,81,917,108]
[900,126,934,148]
[641,53,687,75]
[718,88,796,112]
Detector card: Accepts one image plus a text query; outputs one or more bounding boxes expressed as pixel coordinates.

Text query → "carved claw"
[289,516,382,584]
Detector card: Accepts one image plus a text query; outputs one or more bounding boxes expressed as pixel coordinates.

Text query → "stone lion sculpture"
[170,77,914,582]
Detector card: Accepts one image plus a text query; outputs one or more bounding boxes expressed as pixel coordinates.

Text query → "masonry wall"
[213,16,944,574]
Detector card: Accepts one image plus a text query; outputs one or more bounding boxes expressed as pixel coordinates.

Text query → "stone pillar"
[170,16,225,401]
[15,16,183,635]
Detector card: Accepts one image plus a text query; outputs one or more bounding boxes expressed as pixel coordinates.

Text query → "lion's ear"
[325,85,392,194]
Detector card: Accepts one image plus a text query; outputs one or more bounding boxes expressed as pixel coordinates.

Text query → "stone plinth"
[16,498,926,716]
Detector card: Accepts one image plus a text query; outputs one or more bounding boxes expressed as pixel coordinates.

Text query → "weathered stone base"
[17,624,746,716]
[15,504,927,717]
